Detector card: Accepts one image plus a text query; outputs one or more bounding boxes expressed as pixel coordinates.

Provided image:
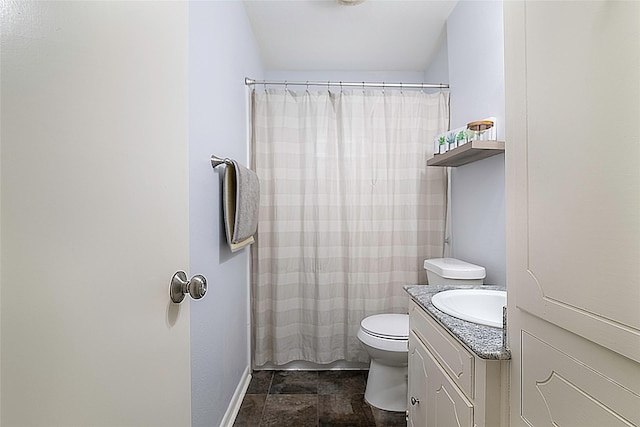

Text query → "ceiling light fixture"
[336,0,365,5]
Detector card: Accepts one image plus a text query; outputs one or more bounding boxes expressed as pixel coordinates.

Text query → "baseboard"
[219,365,252,427]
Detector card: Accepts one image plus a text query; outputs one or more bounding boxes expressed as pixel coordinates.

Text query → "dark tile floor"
[233,370,407,427]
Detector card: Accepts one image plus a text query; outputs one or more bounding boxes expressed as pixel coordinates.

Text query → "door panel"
[1,2,191,426]
[512,0,640,363]
[521,332,639,426]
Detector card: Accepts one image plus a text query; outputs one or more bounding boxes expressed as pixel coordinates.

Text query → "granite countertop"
[404,284,511,360]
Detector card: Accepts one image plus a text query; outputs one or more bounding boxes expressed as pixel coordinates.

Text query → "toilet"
[357,313,409,412]
[357,257,485,412]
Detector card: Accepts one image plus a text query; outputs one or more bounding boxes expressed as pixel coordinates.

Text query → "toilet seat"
[360,314,409,340]
[358,314,409,353]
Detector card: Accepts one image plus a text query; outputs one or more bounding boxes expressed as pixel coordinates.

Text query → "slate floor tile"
[235,370,406,426]
[318,393,376,427]
[318,370,366,395]
[270,370,318,394]
[247,370,273,394]
[233,394,267,427]
[260,394,318,427]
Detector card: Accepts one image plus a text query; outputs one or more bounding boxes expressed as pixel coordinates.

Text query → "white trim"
[245,82,254,371]
[219,366,251,427]
[256,360,369,371]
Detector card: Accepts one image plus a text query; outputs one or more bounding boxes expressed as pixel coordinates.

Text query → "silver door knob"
[410,396,420,406]
[170,271,207,303]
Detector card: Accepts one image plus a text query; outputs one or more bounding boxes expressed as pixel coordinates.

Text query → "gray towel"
[223,160,260,252]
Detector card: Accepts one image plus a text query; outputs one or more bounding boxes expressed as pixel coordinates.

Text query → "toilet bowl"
[357,313,409,412]
[358,257,486,412]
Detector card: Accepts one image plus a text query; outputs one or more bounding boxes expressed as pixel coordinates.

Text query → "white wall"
[446,0,506,285]
[189,2,263,426]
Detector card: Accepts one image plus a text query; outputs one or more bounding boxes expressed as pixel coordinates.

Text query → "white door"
[1,2,191,426]
[504,1,640,426]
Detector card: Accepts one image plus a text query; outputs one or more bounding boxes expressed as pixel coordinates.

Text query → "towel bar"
[211,155,233,168]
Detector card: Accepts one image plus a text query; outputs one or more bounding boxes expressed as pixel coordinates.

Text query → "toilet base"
[364,358,408,412]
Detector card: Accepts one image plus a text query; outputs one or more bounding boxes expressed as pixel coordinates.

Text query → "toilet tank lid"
[423,258,486,280]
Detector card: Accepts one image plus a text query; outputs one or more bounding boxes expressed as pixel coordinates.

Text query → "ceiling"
[242,0,458,72]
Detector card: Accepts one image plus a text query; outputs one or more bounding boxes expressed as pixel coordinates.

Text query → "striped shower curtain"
[251,88,449,365]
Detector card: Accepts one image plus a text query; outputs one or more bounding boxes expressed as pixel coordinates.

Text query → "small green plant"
[465,129,475,142]
[456,131,465,144]
[446,132,457,147]
[438,135,445,145]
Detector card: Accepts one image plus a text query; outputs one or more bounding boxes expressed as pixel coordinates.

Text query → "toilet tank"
[423,258,486,286]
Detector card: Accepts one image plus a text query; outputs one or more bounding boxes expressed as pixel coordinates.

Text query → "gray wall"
[265,70,427,87]
[446,1,506,285]
[423,33,449,85]
[189,2,263,425]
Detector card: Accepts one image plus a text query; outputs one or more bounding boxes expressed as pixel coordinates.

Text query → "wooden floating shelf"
[427,140,505,167]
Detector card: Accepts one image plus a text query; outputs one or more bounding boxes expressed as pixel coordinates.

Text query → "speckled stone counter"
[404,284,511,360]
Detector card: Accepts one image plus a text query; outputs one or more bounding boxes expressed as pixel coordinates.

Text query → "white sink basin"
[431,289,506,328]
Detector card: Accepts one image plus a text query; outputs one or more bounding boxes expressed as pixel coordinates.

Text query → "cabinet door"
[408,334,428,427]
[410,333,474,427]
[427,348,474,427]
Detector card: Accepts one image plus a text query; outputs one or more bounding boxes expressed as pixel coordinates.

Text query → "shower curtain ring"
[284,80,288,91]
[306,81,309,92]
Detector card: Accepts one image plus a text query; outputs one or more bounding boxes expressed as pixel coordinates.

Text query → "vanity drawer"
[409,300,475,399]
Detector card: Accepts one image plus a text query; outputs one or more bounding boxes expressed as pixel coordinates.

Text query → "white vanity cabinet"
[407,300,509,427]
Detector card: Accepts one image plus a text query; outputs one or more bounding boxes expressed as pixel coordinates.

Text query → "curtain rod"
[244,77,448,90]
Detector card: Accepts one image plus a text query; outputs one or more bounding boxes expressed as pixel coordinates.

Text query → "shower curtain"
[251,88,449,365]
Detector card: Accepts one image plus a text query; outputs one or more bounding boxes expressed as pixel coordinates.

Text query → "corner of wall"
[445,0,506,286]
[423,29,450,85]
